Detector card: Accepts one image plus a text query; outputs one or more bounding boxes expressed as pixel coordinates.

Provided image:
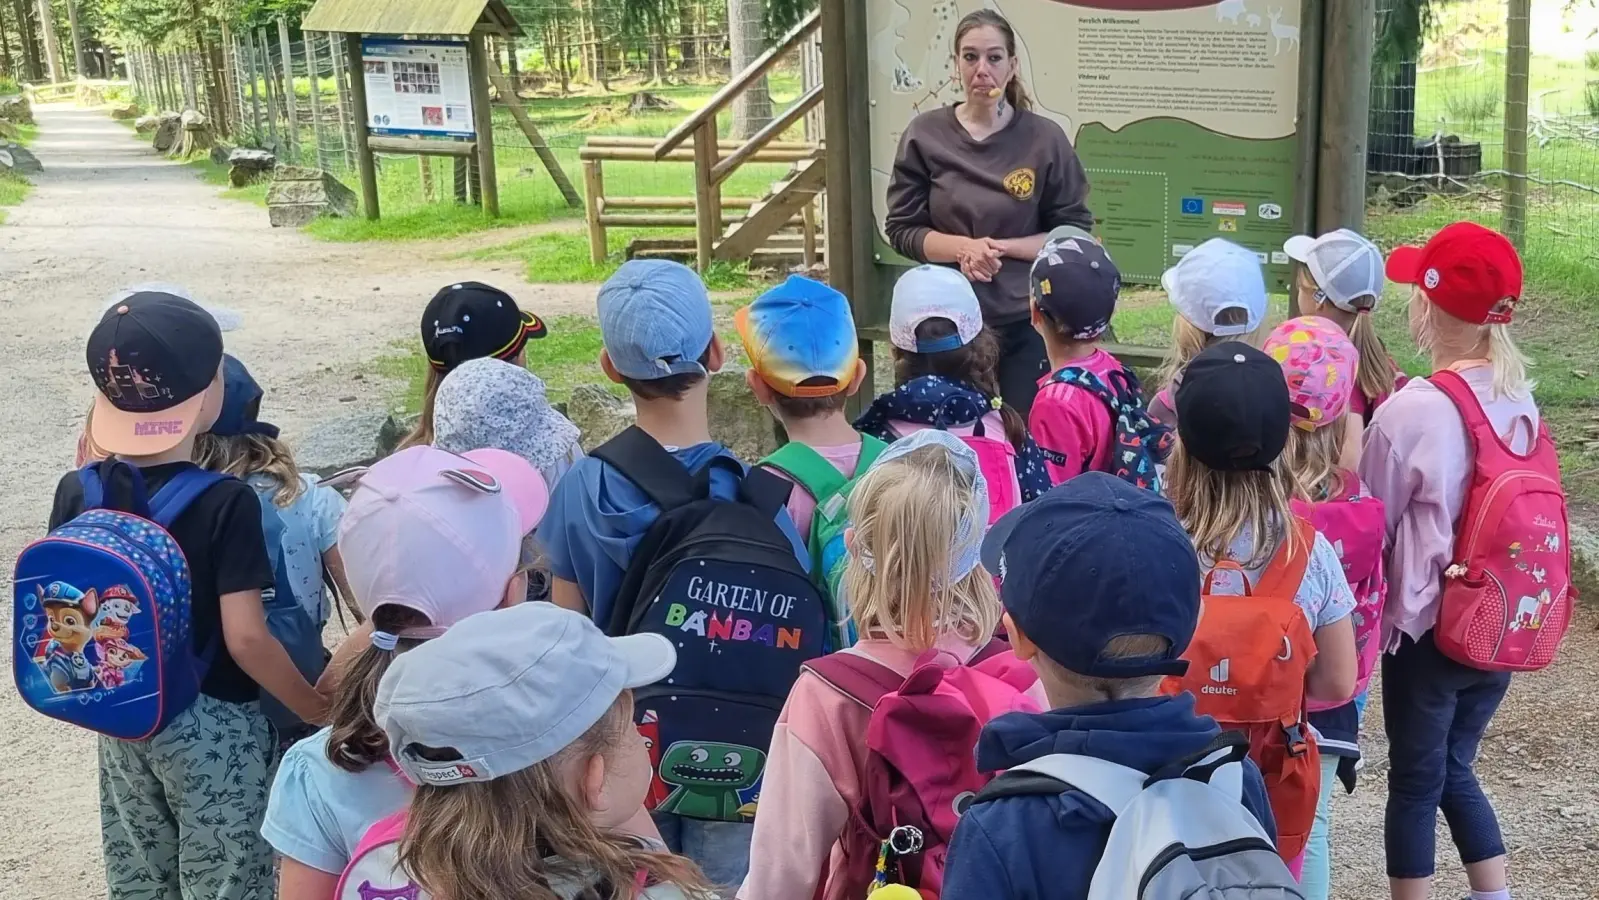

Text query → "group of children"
[14,214,1572,900]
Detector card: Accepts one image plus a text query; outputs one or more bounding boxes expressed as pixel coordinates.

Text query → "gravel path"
[0,105,595,899]
[3,106,1597,900]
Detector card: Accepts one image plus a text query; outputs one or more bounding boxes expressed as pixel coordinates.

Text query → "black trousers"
[994,318,1050,418]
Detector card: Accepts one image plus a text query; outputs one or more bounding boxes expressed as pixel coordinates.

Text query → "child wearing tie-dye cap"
[1265,316,1387,900]
[735,276,877,547]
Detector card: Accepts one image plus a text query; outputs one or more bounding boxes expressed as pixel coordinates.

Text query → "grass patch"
[466,225,755,289]
[0,171,33,224]
[184,156,270,206]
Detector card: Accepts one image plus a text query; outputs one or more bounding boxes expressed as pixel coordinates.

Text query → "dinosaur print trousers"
[99,695,276,900]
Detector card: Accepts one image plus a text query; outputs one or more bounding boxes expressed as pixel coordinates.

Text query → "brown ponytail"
[1347,305,1400,408]
[955,10,1033,112]
[893,319,1030,453]
[325,605,431,772]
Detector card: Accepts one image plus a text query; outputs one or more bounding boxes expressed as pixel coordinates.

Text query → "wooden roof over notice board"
[301,0,523,36]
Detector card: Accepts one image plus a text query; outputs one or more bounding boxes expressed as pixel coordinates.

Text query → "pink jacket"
[1030,349,1121,484]
[737,636,1047,900]
[1358,367,1539,651]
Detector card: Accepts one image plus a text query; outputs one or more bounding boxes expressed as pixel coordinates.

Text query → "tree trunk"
[0,4,14,78]
[727,0,771,137]
[35,0,60,81]
[15,0,39,81]
[63,0,81,75]
[677,0,696,74]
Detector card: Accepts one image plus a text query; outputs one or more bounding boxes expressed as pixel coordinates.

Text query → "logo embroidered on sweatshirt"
[1003,168,1036,200]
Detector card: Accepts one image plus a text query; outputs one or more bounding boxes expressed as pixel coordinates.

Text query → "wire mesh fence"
[1366,0,1599,276]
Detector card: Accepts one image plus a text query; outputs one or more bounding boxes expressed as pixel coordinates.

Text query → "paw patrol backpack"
[13,460,227,740]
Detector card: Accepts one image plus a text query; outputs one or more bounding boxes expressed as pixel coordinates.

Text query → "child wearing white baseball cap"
[1149,238,1269,425]
[263,446,551,899]
[1284,228,1404,426]
[357,602,709,900]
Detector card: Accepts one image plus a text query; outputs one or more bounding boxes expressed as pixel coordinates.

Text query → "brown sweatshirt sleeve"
[884,122,934,263]
[1039,123,1095,233]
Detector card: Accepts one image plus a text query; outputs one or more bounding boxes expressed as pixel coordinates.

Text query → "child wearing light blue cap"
[536,259,808,884]
[353,602,712,900]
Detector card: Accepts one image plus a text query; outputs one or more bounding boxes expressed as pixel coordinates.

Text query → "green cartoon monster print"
[656,741,766,820]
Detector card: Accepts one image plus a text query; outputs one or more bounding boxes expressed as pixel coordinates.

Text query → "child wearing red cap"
[1359,222,1537,900]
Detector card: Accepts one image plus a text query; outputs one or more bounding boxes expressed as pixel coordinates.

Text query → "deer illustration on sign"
[1269,8,1300,55]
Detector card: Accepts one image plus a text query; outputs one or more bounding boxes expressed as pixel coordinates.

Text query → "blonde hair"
[842,445,1000,652]
[1346,308,1400,406]
[1409,287,1534,400]
[193,432,305,507]
[1158,314,1267,392]
[399,367,443,451]
[1166,439,1303,570]
[1282,420,1347,503]
[400,693,712,900]
[1033,633,1171,701]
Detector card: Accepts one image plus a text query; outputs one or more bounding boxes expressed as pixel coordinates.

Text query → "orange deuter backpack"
[1164,517,1321,863]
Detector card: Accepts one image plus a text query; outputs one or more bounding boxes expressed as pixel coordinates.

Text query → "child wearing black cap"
[1165,341,1358,875]
[400,281,548,450]
[945,473,1279,898]
[1027,231,1171,491]
[49,292,329,900]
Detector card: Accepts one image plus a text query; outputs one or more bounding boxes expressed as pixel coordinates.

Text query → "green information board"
[865,0,1305,312]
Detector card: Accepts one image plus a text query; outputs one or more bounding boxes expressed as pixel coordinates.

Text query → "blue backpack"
[251,484,328,738]
[13,461,226,740]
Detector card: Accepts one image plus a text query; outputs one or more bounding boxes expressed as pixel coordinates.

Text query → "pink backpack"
[1292,471,1387,710]
[892,419,1021,525]
[803,640,1041,898]
[336,811,427,900]
[1429,371,1574,671]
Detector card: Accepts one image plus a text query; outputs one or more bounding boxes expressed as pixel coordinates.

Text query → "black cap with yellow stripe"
[421,282,547,372]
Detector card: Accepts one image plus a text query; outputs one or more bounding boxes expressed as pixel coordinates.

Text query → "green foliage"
[1586,82,1599,120]
[0,76,18,95]
[1586,50,1599,72]
[1442,84,1501,127]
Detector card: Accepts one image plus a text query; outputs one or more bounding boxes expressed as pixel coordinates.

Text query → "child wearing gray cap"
[350,602,713,900]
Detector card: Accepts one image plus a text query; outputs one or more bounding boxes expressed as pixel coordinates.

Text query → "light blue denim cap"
[375,602,676,787]
[597,260,715,380]
[869,429,989,586]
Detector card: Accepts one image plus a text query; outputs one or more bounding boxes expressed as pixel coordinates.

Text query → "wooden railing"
[652,8,824,269]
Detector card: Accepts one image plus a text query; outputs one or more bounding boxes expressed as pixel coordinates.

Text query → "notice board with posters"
[866,0,1302,291]
[360,39,476,139]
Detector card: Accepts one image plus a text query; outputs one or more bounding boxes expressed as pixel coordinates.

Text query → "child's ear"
[1003,613,1038,662]
[844,359,868,398]
[744,369,775,406]
[1029,300,1044,328]
[599,349,625,386]
[501,571,529,609]
[844,526,859,558]
[580,752,609,814]
[706,335,726,374]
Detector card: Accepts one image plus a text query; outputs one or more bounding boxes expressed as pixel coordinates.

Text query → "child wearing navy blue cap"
[944,473,1279,899]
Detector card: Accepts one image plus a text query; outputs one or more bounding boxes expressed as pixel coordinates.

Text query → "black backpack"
[592,427,827,823]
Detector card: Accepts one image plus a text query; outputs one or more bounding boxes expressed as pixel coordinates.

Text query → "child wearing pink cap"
[263,446,552,900]
[1266,317,1388,900]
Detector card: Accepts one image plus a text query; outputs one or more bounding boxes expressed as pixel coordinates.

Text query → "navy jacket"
[943,694,1278,900]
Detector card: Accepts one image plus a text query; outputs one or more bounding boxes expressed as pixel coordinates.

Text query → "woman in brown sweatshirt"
[884,10,1094,416]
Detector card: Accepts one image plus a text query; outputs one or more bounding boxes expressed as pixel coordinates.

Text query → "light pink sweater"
[1357,366,1539,651]
[737,636,1046,900]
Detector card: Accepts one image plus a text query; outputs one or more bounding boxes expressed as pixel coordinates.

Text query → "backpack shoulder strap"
[591,426,698,512]
[740,464,793,519]
[78,459,152,517]
[992,754,1148,815]
[969,637,1011,666]
[761,441,845,504]
[803,651,906,711]
[1254,516,1317,599]
[147,467,231,530]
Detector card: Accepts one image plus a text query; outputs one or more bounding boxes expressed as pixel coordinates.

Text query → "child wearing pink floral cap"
[1265,316,1387,900]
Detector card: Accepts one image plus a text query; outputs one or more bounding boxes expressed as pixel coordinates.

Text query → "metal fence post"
[305,29,327,171]
[330,33,355,171]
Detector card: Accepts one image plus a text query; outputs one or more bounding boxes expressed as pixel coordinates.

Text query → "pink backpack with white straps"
[1292,471,1387,709]
[1429,370,1574,671]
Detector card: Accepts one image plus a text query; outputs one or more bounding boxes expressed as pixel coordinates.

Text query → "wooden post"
[344,32,379,220]
[1315,0,1374,235]
[467,33,499,218]
[1290,0,1324,309]
[256,30,282,152]
[243,34,263,143]
[420,155,435,202]
[305,27,326,169]
[584,159,607,263]
[692,121,721,271]
[802,201,817,268]
[328,32,354,170]
[277,17,298,159]
[1502,0,1530,249]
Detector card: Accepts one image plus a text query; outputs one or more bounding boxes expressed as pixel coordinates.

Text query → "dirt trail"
[0,105,596,899]
[2,107,1597,900]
